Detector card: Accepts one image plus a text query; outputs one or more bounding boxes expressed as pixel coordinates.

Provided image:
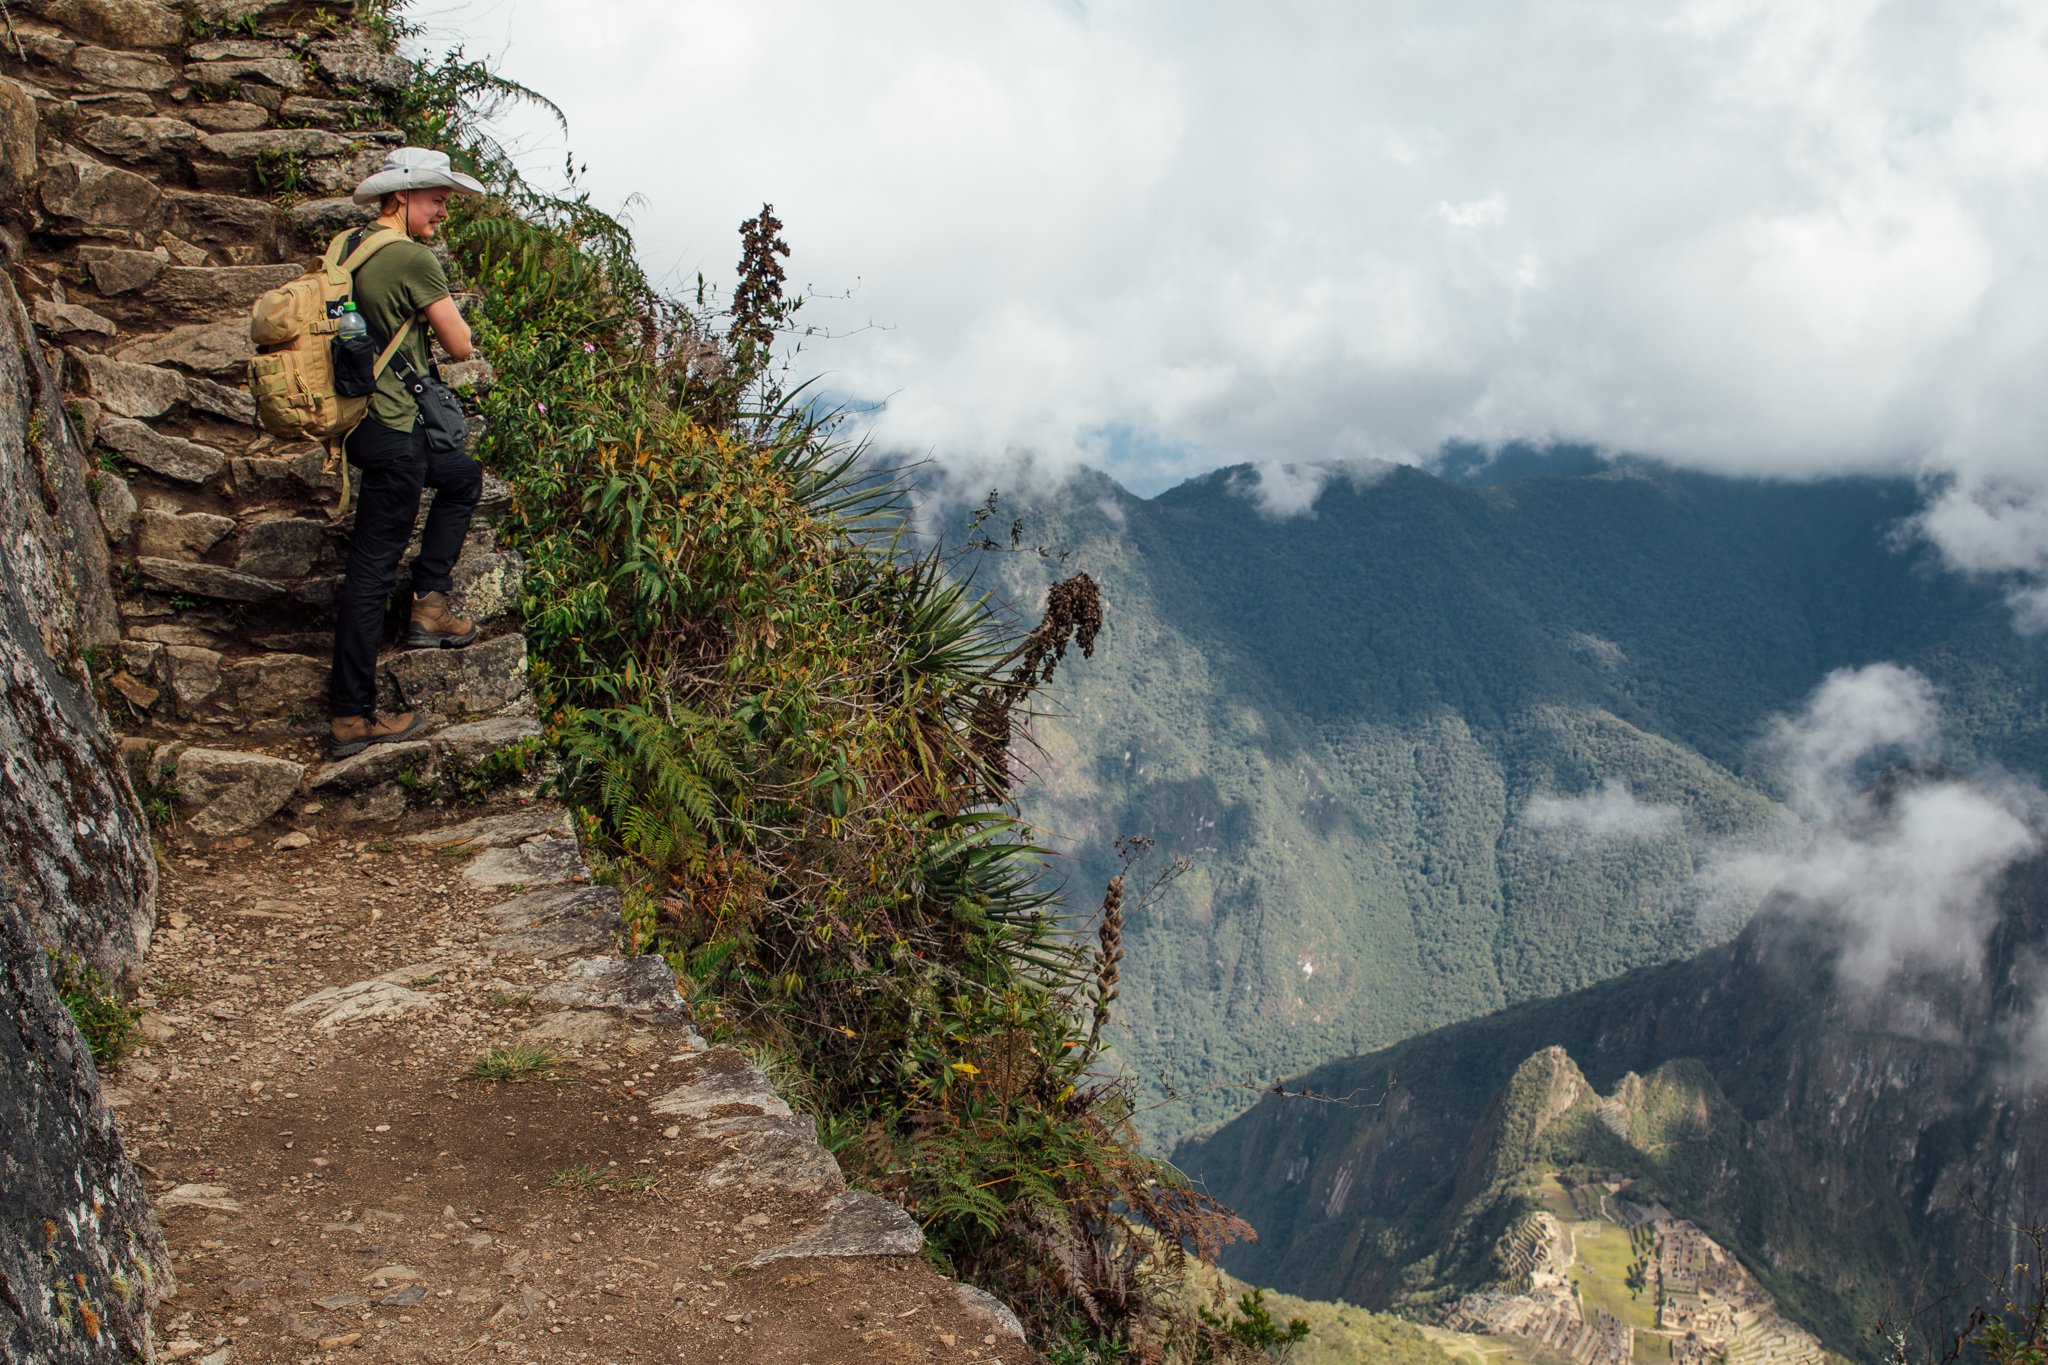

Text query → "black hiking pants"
[328,416,483,718]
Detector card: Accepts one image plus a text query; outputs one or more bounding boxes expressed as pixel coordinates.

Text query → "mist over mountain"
[967,457,2048,1150]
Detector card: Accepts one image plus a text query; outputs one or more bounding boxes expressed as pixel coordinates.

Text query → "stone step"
[139,704,547,834]
[114,639,326,723]
[123,552,519,644]
[383,632,530,720]
[113,520,528,721]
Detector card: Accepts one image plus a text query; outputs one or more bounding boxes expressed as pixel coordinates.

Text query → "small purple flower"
[583,342,596,354]
[536,401,547,414]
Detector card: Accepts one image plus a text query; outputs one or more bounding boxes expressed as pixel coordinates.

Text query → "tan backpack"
[246,227,416,472]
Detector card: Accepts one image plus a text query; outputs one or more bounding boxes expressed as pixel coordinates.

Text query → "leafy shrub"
[383,25,1266,1360]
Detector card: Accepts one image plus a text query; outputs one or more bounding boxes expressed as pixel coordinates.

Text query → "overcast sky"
[406,0,2048,618]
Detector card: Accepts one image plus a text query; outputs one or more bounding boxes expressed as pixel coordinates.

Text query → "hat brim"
[351,166,488,206]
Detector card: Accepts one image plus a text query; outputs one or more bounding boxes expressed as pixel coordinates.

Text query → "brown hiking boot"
[329,709,424,758]
[406,590,477,649]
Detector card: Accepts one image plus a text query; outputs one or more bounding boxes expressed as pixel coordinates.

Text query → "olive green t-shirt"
[348,231,450,431]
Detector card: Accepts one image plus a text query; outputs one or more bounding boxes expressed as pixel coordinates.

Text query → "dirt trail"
[107,800,1033,1364]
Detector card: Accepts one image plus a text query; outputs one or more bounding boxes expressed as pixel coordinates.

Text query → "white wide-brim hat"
[352,147,487,206]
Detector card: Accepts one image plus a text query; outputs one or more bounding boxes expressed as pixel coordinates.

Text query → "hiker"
[328,147,487,758]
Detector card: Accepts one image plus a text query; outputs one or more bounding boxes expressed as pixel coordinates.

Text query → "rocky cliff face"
[1,873,172,1364]
[1177,859,2048,1358]
[0,267,155,982]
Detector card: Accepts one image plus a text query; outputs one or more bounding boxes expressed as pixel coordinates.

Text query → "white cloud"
[410,0,2048,610]
[1226,459,1393,519]
[1698,665,2041,991]
[1525,779,1684,845]
[1761,664,1942,818]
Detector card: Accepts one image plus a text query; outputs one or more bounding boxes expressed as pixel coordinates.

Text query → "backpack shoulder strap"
[338,225,407,275]
[371,315,416,379]
[320,229,354,274]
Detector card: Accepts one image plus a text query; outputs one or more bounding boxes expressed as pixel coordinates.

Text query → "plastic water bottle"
[337,302,368,341]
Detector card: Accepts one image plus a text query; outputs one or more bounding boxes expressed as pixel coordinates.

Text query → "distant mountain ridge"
[973,459,2048,1149]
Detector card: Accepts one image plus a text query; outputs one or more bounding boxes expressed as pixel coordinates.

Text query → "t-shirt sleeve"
[392,243,452,316]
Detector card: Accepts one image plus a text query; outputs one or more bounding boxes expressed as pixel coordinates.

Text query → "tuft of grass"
[485,989,531,1009]
[438,737,549,804]
[463,1042,558,1082]
[127,753,178,831]
[546,1163,657,1194]
[48,953,140,1067]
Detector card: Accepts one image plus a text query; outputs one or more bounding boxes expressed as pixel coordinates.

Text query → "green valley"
[973,460,2048,1150]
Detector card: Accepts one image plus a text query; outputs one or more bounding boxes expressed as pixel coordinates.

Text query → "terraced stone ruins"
[1441,1179,1833,1365]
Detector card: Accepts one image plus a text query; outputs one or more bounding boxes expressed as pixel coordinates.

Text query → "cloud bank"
[1227,460,1393,520]
[410,0,2048,608]
[1525,779,1684,846]
[1699,665,2041,991]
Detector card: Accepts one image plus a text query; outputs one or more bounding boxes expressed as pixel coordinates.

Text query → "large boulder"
[0,876,172,1364]
[0,554,154,976]
[0,283,119,653]
[0,280,166,1349]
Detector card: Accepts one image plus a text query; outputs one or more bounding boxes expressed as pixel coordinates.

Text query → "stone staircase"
[3,1,540,836]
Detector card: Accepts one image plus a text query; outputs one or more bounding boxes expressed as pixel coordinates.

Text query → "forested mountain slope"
[977,460,2048,1147]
